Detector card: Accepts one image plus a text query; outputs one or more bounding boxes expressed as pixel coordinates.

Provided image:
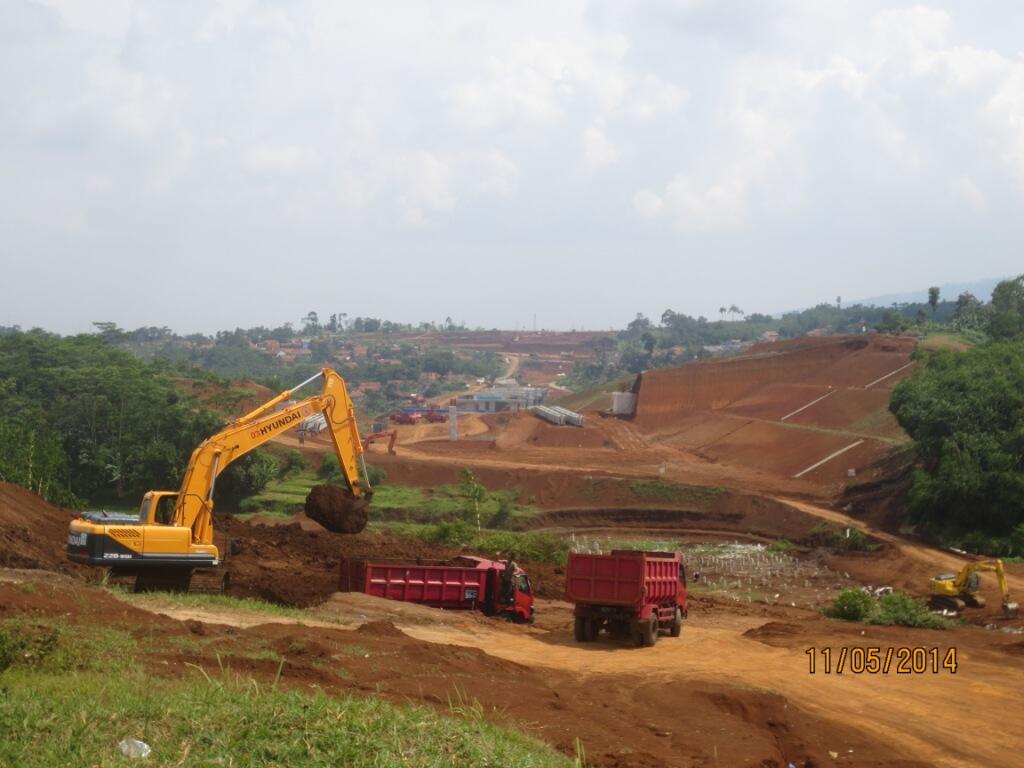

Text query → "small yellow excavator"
[929,560,1019,619]
[67,368,370,590]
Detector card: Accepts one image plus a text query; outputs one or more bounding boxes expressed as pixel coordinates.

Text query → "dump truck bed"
[566,550,682,607]
[340,558,491,610]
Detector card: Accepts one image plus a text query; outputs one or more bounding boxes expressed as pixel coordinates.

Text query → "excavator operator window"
[154,495,176,525]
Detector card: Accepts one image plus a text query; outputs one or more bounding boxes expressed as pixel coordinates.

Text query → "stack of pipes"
[531,406,566,425]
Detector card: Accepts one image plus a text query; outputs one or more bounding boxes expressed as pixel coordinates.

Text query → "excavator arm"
[935,560,1019,619]
[175,368,369,546]
[68,368,370,574]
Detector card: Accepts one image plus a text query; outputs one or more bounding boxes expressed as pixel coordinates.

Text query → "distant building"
[758,331,780,343]
[455,384,547,412]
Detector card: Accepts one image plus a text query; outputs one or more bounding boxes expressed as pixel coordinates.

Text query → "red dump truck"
[339,555,534,623]
[566,550,687,646]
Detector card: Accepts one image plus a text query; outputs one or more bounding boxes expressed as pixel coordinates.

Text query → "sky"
[2,0,1023,334]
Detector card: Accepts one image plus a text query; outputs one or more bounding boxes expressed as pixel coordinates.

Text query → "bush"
[823,590,951,629]
[824,589,875,622]
[365,463,387,486]
[318,454,340,479]
[429,520,476,547]
[871,592,949,629]
[488,496,513,528]
[807,522,878,552]
[280,449,307,477]
[474,532,569,565]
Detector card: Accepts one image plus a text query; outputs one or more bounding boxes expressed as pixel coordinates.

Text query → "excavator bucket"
[304,484,369,534]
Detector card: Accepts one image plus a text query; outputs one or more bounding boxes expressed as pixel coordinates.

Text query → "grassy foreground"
[0,617,572,767]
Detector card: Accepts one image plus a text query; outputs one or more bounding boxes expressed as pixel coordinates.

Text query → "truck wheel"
[670,607,683,638]
[584,617,599,641]
[574,617,587,642]
[639,616,657,647]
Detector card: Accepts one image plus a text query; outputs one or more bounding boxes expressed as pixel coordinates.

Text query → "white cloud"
[948,175,986,210]
[4,1,1024,333]
[633,189,664,218]
[243,144,316,175]
[480,150,521,196]
[582,120,620,171]
[629,75,688,122]
[395,152,456,226]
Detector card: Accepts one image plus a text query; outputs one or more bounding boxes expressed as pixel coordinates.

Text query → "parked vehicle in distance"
[339,555,534,623]
[565,550,687,646]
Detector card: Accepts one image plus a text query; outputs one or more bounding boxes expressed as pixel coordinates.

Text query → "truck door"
[514,574,534,623]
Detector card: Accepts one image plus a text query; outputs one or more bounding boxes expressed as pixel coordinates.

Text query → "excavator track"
[104,532,235,595]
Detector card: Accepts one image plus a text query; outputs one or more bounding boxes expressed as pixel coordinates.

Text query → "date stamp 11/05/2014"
[805,646,958,675]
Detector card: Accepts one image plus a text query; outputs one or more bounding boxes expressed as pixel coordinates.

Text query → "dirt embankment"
[0,483,87,576]
[0,577,937,768]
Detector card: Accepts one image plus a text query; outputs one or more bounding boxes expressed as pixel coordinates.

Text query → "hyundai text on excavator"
[928,559,1018,619]
[67,368,371,590]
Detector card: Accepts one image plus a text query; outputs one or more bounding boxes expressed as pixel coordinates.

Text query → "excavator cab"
[141,492,179,525]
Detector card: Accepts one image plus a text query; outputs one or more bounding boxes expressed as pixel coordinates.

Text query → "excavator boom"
[67,368,369,580]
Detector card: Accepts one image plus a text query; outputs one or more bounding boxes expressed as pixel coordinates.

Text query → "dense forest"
[889,275,1024,553]
[0,331,222,506]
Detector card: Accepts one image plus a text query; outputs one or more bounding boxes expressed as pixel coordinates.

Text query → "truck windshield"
[679,565,687,586]
[516,574,531,595]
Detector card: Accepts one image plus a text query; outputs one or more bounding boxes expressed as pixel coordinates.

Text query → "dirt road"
[117,588,1024,768]
[402,604,1024,768]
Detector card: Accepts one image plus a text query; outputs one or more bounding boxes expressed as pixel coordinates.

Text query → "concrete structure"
[455,384,547,413]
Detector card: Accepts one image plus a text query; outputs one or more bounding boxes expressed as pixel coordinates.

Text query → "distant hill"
[851,277,1007,308]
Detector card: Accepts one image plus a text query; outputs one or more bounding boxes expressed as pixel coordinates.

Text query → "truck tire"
[638,616,657,647]
[584,617,599,641]
[574,617,587,642]
[670,607,683,637]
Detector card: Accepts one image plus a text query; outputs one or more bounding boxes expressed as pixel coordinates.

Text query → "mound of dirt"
[356,619,408,638]
[0,483,86,576]
[304,484,368,534]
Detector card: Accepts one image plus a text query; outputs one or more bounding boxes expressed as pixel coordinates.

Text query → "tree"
[953,291,983,331]
[719,307,726,323]
[459,468,487,531]
[302,311,320,335]
[890,342,1024,542]
[988,275,1024,339]
[836,296,842,310]
[928,286,940,315]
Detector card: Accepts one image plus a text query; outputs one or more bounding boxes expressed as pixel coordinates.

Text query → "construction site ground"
[5,335,1024,767]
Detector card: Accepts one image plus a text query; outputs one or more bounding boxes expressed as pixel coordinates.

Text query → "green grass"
[109,590,343,623]
[370,483,538,524]
[0,669,572,768]
[373,520,569,565]
[0,618,137,674]
[630,479,726,503]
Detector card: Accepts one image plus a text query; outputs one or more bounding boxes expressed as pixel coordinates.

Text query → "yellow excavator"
[67,368,370,590]
[929,560,1019,619]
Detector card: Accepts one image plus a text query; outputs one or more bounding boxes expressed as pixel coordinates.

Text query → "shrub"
[871,592,949,629]
[488,496,513,528]
[824,589,875,622]
[318,454,340,479]
[365,463,387,486]
[280,449,307,477]
[429,520,476,547]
